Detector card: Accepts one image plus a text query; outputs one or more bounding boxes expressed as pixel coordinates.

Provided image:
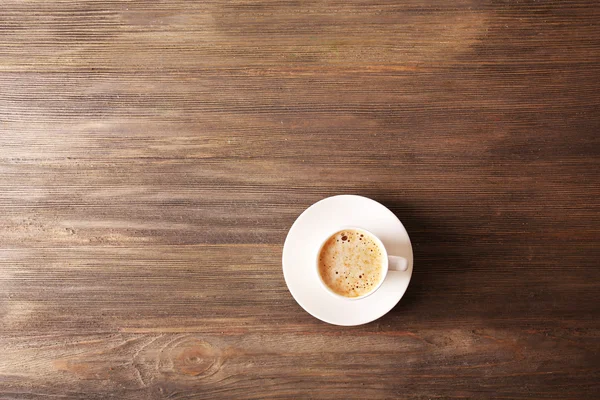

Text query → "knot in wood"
[172,338,220,377]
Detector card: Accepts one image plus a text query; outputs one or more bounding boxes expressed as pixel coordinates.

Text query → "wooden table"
[1,1,599,398]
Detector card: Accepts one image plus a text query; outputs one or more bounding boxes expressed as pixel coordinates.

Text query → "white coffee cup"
[315,227,408,301]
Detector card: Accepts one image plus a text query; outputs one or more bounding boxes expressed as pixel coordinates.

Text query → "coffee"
[317,229,384,298]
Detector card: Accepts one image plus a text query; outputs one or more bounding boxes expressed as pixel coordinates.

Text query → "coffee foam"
[318,229,384,298]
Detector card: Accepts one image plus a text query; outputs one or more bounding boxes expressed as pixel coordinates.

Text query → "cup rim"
[315,226,389,301]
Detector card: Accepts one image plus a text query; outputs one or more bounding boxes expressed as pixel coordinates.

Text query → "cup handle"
[388,256,409,272]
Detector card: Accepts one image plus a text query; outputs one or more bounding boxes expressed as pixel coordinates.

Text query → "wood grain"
[1,0,599,398]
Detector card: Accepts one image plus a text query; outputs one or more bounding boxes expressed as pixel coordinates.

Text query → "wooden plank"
[1,329,599,399]
[1,0,599,398]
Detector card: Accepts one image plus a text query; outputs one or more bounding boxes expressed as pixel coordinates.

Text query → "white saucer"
[282,195,413,326]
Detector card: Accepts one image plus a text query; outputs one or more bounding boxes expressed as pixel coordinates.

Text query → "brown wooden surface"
[1,0,599,399]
